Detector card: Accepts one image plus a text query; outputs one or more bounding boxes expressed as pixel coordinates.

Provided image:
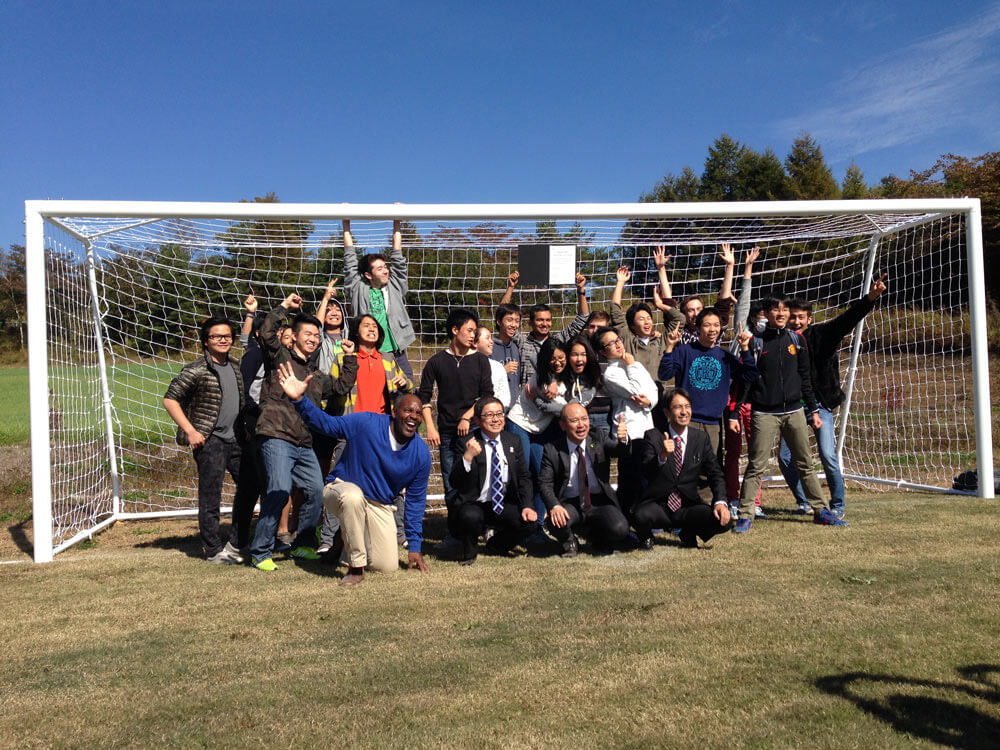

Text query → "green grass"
[1,493,998,747]
[0,368,30,444]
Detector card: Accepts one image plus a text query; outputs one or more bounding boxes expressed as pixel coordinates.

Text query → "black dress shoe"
[678,529,698,548]
[560,534,579,558]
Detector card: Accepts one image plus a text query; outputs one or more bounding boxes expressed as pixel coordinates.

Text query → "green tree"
[640,166,701,203]
[737,147,789,201]
[0,244,26,351]
[785,133,840,200]
[699,134,749,201]
[841,162,869,199]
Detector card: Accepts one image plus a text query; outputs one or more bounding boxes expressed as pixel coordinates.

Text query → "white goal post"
[24,198,994,562]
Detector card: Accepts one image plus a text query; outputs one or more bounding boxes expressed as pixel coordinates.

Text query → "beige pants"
[323,479,400,573]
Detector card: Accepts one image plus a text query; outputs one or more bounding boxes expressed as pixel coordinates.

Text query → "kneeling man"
[538,403,630,556]
[277,363,430,586]
[634,388,732,548]
[449,397,536,565]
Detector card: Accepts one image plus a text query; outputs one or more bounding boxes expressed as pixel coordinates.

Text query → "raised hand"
[736,322,752,350]
[616,265,632,284]
[323,280,338,299]
[507,270,520,288]
[463,435,483,463]
[575,272,587,292]
[277,361,312,400]
[745,246,760,266]
[282,293,303,311]
[243,294,258,314]
[665,325,681,351]
[653,245,672,268]
[868,273,888,300]
[652,285,672,312]
[718,243,735,266]
[660,432,675,461]
[340,339,356,355]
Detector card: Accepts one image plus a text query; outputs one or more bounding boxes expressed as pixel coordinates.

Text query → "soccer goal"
[24,199,994,562]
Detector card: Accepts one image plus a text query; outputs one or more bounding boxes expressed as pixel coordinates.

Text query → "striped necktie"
[488,438,504,514]
[667,436,683,512]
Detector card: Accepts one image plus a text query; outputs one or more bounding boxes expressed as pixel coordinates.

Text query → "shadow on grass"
[134,533,205,559]
[816,665,1000,748]
[7,519,33,556]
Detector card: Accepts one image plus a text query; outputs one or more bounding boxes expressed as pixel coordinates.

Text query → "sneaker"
[400,538,409,549]
[814,508,850,527]
[733,518,752,534]
[290,546,321,560]
[830,506,846,520]
[253,557,278,571]
[223,541,244,563]
[796,502,813,515]
[206,547,241,564]
[316,544,331,555]
[754,506,768,519]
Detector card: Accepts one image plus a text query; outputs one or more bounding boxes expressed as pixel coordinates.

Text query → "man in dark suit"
[539,402,631,557]
[449,397,537,565]
[634,387,733,548]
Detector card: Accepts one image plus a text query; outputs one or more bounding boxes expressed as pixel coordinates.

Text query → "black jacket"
[739,327,818,414]
[449,430,533,510]
[801,295,877,411]
[637,427,726,509]
[538,428,626,510]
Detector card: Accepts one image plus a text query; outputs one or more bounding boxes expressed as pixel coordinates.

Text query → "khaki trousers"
[323,479,400,573]
[739,410,825,520]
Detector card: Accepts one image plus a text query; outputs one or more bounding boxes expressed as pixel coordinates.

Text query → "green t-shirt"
[368,287,398,353]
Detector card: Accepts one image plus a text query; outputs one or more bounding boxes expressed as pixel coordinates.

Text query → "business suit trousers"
[633,501,732,542]
[546,496,630,551]
[323,479,399,573]
[739,410,825,520]
[452,501,534,560]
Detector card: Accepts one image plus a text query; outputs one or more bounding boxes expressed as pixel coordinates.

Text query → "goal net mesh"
[39,208,974,550]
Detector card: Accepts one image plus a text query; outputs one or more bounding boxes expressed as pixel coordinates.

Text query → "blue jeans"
[778,407,845,511]
[439,430,459,505]
[250,437,325,561]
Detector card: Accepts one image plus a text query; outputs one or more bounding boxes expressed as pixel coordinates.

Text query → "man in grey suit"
[449,397,537,565]
[633,388,733,549]
[343,218,416,380]
[538,403,630,557]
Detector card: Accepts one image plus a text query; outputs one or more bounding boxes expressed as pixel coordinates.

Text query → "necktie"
[667,436,683,512]
[576,446,592,512]
[488,439,504,514]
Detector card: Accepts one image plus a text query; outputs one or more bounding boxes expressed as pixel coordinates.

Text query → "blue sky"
[2,1,998,243]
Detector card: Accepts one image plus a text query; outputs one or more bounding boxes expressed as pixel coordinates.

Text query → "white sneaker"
[207,544,242,564]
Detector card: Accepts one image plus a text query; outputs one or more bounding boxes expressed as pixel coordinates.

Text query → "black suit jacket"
[449,429,532,510]
[538,428,626,510]
[638,427,726,507]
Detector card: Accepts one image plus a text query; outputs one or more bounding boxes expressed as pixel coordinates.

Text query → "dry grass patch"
[1,492,999,747]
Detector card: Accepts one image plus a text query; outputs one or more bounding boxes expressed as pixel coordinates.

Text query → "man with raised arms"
[277,363,431,587]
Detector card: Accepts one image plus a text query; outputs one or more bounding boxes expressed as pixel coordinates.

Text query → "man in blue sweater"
[658,307,758,464]
[276,363,431,586]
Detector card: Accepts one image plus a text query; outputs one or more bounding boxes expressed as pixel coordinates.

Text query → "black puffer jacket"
[164,351,246,446]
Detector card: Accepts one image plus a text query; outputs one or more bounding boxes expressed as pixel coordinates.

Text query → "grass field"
[1,492,998,747]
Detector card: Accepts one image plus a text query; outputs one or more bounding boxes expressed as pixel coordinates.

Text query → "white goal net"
[25,200,994,561]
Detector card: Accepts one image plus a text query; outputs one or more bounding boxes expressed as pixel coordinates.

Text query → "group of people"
[163,219,888,584]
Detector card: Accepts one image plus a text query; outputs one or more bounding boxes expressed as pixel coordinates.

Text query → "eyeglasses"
[480,411,505,420]
[207,334,232,342]
[601,337,623,349]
